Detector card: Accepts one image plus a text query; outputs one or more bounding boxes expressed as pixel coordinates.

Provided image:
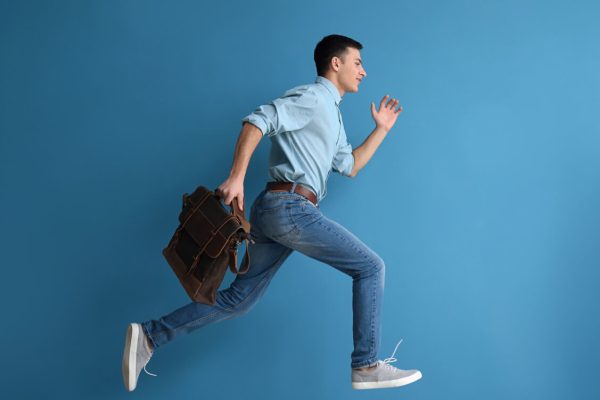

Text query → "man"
[122,34,422,391]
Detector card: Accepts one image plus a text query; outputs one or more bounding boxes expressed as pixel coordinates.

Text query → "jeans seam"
[314,217,381,367]
[370,265,378,359]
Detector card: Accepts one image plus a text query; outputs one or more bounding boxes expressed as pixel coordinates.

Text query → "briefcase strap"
[228,245,250,275]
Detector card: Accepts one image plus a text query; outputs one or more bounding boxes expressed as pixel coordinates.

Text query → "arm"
[218,88,319,209]
[349,125,389,177]
[216,122,263,211]
[348,95,403,178]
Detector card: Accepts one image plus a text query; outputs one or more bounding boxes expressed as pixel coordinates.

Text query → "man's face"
[333,47,367,93]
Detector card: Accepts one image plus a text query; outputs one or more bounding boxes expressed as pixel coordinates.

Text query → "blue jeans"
[142,184,385,369]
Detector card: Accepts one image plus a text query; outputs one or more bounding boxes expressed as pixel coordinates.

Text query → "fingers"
[386,97,399,109]
[226,194,244,211]
[217,188,244,212]
[379,95,402,112]
[215,186,231,204]
[379,95,388,110]
[227,195,244,212]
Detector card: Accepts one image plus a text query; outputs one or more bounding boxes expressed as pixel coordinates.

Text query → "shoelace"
[143,364,157,377]
[143,347,157,377]
[380,338,404,369]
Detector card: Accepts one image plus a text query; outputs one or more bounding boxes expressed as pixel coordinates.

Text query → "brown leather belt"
[266,181,318,205]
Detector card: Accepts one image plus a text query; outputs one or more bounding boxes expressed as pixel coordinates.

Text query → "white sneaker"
[351,339,422,390]
[121,323,157,391]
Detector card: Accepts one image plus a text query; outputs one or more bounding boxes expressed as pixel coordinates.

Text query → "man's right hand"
[216,176,245,212]
[216,122,263,213]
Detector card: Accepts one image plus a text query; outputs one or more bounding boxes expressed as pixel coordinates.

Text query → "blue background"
[1,0,599,399]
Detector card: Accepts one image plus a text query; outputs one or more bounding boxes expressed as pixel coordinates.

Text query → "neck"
[322,73,345,97]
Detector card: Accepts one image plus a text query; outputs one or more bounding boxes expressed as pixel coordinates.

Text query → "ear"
[331,56,341,72]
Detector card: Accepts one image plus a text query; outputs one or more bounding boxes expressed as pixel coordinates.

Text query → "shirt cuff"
[241,116,268,137]
[341,154,355,177]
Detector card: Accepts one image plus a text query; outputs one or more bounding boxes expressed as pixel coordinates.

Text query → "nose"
[361,67,367,78]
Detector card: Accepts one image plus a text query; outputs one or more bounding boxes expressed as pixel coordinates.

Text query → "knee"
[216,286,259,315]
[371,254,385,276]
[355,253,385,279]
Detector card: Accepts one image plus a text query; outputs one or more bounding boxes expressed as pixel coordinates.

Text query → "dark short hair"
[314,34,363,76]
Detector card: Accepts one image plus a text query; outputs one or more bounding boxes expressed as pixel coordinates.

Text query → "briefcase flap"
[183,213,243,258]
[175,185,246,258]
[179,186,218,224]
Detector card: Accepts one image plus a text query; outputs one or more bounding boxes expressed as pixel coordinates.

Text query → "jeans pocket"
[258,197,286,214]
[256,204,298,241]
[258,191,303,213]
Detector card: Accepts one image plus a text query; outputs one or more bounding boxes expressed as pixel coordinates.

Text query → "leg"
[142,192,293,349]
[256,190,385,369]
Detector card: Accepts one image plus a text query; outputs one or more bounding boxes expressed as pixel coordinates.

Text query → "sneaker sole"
[352,370,422,390]
[122,323,140,391]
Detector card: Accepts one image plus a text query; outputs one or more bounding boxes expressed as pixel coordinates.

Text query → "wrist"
[374,124,390,135]
[228,171,245,183]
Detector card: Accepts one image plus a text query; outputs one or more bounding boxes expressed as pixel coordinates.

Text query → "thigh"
[257,192,383,275]
[297,213,384,276]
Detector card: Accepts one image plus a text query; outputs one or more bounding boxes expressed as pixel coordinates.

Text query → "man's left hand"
[371,95,403,132]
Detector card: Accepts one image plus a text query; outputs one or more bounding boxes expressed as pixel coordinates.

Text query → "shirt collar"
[315,76,342,106]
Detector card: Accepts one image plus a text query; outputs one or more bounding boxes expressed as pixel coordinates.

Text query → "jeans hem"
[351,358,378,369]
[141,322,158,350]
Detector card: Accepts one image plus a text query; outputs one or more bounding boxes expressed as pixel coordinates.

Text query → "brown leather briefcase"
[162,185,253,305]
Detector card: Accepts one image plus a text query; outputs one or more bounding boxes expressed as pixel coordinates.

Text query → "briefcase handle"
[214,188,251,234]
[214,190,252,275]
[229,197,251,234]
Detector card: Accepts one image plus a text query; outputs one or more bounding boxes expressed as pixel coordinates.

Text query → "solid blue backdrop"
[1,0,599,399]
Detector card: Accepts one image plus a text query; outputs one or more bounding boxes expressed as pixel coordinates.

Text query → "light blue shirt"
[241,76,355,203]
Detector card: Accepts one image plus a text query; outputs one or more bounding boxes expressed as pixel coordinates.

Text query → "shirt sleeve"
[241,87,319,137]
[332,135,355,177]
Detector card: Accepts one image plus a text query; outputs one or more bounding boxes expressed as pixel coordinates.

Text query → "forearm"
[228,122,263,181]
[349,125,389,177]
